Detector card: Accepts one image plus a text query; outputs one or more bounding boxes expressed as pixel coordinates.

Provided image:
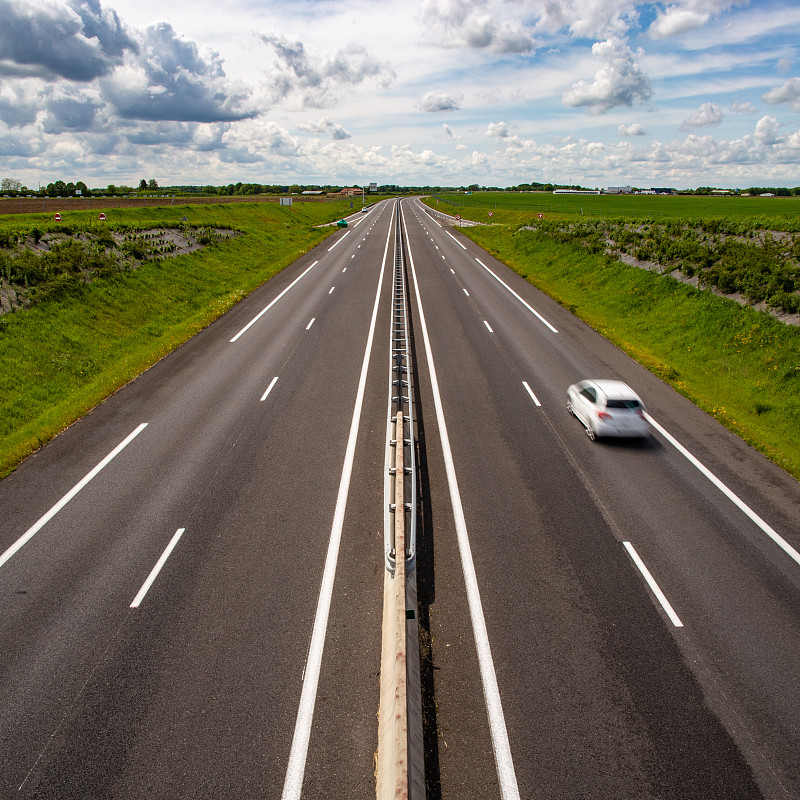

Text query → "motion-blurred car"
[567,379,650,441]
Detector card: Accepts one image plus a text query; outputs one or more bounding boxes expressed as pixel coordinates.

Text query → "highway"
[1,198,799,799]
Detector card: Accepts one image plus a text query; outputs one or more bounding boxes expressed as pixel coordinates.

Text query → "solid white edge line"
[484,320,494,333]
[474,258,559,334]
[446,230,467,250]
[327,230,351,251]
[403,204,521,800]
[130,528,186,608]
[0,423,149,571]
[522,381,542,407]
[261,376,279,401]
[415,199,443,228]
[280,200,393,800]
[231,260,319,342]
[622,542,684,628]
[643,413,800,567]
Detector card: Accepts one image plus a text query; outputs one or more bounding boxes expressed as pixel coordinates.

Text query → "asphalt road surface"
[1,198,798,799]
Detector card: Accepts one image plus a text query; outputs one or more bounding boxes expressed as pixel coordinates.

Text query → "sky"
[2,0,800,190]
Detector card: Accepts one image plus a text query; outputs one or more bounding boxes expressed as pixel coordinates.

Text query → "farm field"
[431,190,800,226]
[0,200,353,477]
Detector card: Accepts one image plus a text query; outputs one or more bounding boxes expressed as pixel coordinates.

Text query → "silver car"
[567,379,650,441]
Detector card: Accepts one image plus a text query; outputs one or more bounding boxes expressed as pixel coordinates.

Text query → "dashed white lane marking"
[261,375,280,401]
[623,542,684,627]
[130,528,186,608]
[484,320,494,333]
[306,318,316,330]
[522,381,542,407]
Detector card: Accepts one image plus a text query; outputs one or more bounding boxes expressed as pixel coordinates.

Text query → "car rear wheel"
[585,426,597,441]
[567,399,574,416]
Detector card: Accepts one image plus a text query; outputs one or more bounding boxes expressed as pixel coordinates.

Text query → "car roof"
[585,379,640,399]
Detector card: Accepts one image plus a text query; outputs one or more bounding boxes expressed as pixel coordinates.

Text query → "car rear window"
[606,399,640,409]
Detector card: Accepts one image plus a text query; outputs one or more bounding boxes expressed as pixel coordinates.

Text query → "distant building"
[605,186,633,194]
[553,188,601,195]
[650,187,675,194]
[334,187,362,196]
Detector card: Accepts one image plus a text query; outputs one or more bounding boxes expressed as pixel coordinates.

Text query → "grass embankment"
[460,222,800,480]
[0,201,352,477]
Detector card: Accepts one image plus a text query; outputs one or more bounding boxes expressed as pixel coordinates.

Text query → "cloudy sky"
[2,0,800,189]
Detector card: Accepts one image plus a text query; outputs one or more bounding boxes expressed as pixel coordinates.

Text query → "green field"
[426,198,800,479]
[431,191,800,227]
[0,200,355,477]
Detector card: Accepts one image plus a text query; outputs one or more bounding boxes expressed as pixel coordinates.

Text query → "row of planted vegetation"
[0,223,233,312]
[530,217,800,315]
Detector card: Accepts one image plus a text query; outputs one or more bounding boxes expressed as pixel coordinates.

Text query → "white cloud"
[754,115,781,146]
[485,121,510,138]
[730,101,756,113]
[649,8,709,39]
[680,102,724,130]
[762,77,800,112]
[533,0,638,39]
[420,90,461,112]
[297,117,351,140]
[778,58,792,74]
[563,38,652,114]
[618,122,645,136]
[260,35,395,109]
[418,0,535,53]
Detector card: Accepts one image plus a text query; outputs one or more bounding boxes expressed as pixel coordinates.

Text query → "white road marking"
[403,208,521,800]
[644,413,800,567]
[0,422,148,567]
[484,320,494,333]
[463,288,470,296]
[306,318,315,330]
[0,424,149,571]
[281,201,393,800]
[329,286,335,294]
[342,267,347,273]
[474,258,558,334]
[231,261,319,342]
[623,542,684,627]
[446,230,467,250]
[130,528,186,608]
[261,376,279,401]
[522,381,542,407]
[327,231,350,251]
[450,269,455,274]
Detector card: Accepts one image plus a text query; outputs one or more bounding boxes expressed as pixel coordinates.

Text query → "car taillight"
[598,411,612,420]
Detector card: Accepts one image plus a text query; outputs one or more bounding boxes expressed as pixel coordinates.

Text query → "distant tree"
[1,177,22,191]
[148,178,158,189]
[75,181,90,197]
[139,179,147,190]
[66,182,76,196]
[107,184,117,196]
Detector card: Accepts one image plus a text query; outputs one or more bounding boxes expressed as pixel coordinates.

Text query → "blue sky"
[1,0,800,189]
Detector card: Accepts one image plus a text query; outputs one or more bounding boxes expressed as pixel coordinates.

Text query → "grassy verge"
[0,200,354,477]
[461,222,800,480]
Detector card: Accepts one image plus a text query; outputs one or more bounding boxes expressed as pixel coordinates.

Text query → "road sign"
[538,213,544,219]
[488,211,493,217]
[98,212,106,220]
[455,214,461,220]
[54,213,61,220]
